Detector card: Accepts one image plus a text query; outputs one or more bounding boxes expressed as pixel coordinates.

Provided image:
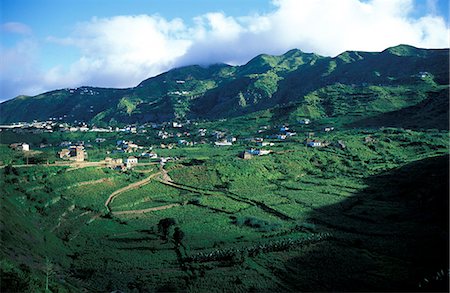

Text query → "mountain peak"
[383,44,424,57]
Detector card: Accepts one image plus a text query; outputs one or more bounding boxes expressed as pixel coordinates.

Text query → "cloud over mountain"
[1,0,448,101]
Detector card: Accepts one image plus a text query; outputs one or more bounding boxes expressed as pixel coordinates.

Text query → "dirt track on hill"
[111,203,182,215]
[104,172,161,212]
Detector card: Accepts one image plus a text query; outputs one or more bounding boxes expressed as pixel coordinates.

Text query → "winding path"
[111,203,182,216]
[104,172,161,212]
[104,164,293,221]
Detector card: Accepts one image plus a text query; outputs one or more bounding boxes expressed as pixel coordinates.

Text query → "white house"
[246,148,272,156]
[299,118,311,125]
[20,143,30,151]
[10,143,30,151]
[307,140,322,147]
[126,156,138,169]
[257,142,274,147]
[246,149,260,155]
[214,141,232,146]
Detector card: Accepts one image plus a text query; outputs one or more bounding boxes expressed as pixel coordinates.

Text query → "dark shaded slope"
[279,155,449,291]
[0,87,128,124]
[190,50,324,118]
[348,88,449,130]
[276,45,449,104]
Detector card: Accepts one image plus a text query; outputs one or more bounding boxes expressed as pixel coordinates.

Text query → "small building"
[254,137,264,143]
[10,143,30,151]
[214,141,232,146]
[59,146,86,161]
[140,152,158,159]
[126,156,138,169]
[114,165,127,172]
[364,136,376,143]
[21,143,30,151]
[74,146,85,161]
[257,141,274,147]
[246,149,260,156]
[59,149,71,159]
[245,148,272,156]
[105,157,123,168]
[240,151,253,160]
[335,140,346,149]
[324,127,335,132]
[259,150,272,156]
[306,139,322,147]
[299,118,311,125]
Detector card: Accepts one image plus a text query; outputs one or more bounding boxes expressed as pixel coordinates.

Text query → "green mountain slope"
[0,45,448,128]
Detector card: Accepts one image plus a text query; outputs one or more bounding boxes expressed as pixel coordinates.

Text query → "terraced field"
[1,128,448,292]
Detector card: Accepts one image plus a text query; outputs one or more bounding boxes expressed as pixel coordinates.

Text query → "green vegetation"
[1,123,448,291]
[0,44,448,292]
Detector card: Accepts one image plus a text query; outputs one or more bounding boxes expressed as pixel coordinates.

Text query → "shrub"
[233,216,280,232]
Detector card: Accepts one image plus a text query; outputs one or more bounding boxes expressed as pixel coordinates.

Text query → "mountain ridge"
[0,44,448,128]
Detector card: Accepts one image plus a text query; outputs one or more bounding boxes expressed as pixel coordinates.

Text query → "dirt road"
[104,172,161,212]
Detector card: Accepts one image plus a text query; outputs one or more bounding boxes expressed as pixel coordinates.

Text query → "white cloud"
[1,0,448,101]
[45,15,191,88]
[1,22,32,35]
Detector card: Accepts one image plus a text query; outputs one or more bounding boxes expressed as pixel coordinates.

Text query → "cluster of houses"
[64,87,99,96]
[268,125,297,140]
[5,116,354,169]
[212,131,237,146]
[115,140,144,153]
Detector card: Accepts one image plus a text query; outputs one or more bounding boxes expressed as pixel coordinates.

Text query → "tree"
[173,227,185,248]
[157,218,177,242]
[44,257,54,292]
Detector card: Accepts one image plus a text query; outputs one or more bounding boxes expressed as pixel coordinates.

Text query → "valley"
[0,44,448,292]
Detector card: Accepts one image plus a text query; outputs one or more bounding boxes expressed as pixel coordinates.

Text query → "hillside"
[1,128,448,291]
[0,45,448,128]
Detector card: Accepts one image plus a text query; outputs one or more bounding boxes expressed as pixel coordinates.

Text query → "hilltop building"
[59,146,86,161]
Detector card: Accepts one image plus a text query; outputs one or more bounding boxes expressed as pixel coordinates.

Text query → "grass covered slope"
[284,155,449,291]
[1,126,448,291]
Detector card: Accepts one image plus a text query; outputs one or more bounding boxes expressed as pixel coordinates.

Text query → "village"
[3,116,357,170]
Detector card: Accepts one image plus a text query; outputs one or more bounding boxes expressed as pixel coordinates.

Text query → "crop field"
[0,125,448,292]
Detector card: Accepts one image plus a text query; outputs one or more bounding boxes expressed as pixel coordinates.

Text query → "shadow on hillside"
[279,155,449,292]
[347,89,449,130]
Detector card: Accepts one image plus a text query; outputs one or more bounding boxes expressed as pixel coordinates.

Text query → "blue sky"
[1,0,449,101]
